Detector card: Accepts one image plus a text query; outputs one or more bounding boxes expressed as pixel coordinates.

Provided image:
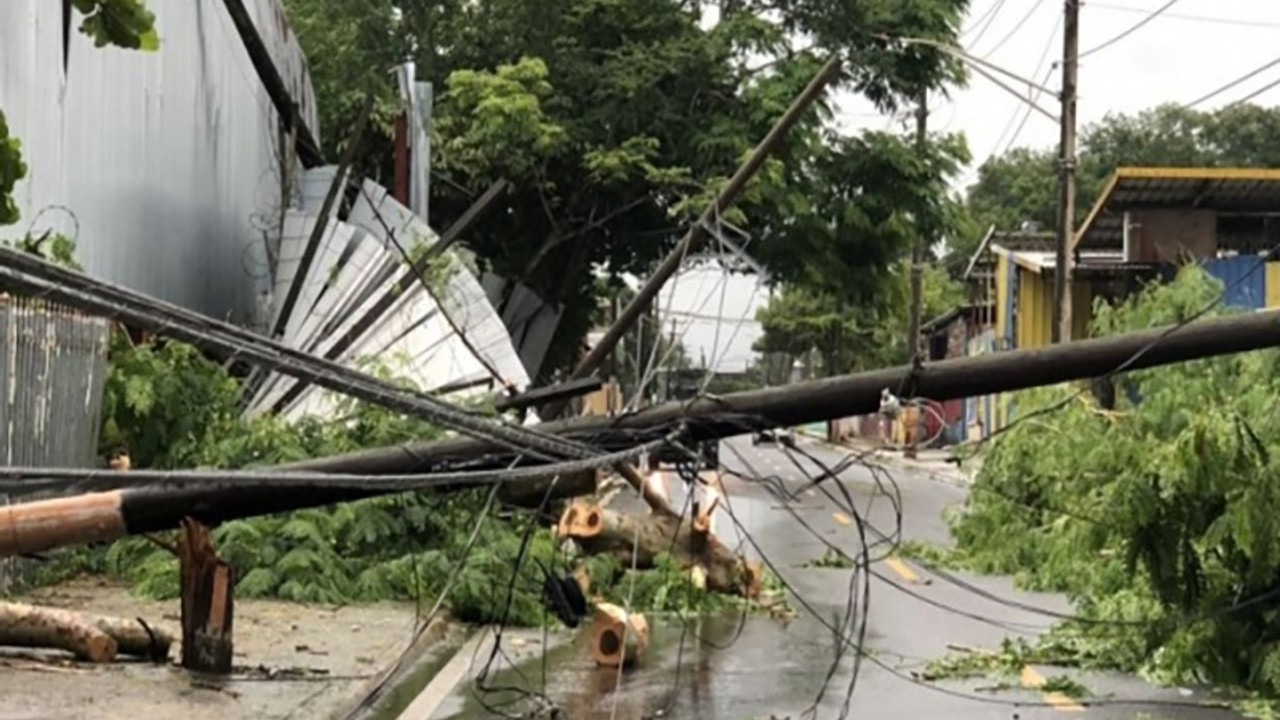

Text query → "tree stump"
[178,517,234,674]
[588,602,648,667]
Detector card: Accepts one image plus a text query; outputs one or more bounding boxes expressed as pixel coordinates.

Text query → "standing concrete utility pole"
[904,90,928,460]
[907,91,927,361]
[1053,0,1080,343]
[540,56,843,419]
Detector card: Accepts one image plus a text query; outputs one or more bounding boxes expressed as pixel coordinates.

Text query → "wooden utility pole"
[221,0,324,167]
[540,56,843,419]
[905,90,928,459]
[1053,0,1080,343]
[5,308,1280,557]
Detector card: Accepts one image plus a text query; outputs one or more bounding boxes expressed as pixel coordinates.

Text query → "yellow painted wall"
[995,254,1009,343]
[1016,270,1053,350]
[1267,262,1280,308]
[983,261,1095,438]
[1014,269,1095,350]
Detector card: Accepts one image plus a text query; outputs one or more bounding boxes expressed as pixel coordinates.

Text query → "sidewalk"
[795,428,981,487]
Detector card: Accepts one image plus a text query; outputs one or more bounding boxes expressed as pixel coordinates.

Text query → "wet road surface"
[429,437,1242,720]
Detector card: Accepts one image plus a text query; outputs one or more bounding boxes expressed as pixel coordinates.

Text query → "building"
[1,0,318,323]
[966,166,1280,439]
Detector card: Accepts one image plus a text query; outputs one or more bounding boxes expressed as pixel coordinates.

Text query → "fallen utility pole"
[4,308,1280,557]
[540,55,843,419]
[221,0,325,168]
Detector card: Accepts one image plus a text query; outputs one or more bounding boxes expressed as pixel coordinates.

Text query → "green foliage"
[946,265,1280,696]
[8,233,84,271]
[802,547,854,569]
[0,111,25,227]
[282,0,972,376]
[755,261,963,375]
[71,0,159,50]
[919,637,1041,681]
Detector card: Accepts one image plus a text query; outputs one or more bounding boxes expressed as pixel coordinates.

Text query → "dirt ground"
[0,577,457,720]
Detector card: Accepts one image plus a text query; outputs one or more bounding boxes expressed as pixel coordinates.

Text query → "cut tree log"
[588,602,648,667]
[179,517,235,673]
[90,615,174,661]
[0,602,117,662]
[556,501,761,598]
[0,602,173,661]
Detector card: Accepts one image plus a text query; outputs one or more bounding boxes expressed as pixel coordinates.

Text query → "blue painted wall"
[1203,257,1267,309]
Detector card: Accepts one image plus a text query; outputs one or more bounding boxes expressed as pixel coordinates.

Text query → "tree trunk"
[556,502,760,598]
[90,615,174,661]
[588,602,648,667]
[0,602,117,663]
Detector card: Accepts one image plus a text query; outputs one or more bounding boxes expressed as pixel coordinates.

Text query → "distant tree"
[754,261,963,377]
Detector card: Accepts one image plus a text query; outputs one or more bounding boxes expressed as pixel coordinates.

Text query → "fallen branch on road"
[556,501,761,598]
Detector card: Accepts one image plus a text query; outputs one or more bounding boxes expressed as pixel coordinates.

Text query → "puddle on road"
[435,608,851,720]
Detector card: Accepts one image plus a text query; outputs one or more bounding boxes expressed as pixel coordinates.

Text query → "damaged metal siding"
[0,298,110,591]
[0,0,317,323]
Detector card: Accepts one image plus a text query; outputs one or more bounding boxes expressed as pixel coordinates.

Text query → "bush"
[945,265,1280,695]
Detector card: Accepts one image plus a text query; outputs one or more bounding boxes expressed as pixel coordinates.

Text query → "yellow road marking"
[1020,666,1085,712]
[884,557,920,584]
[832,512,851,525]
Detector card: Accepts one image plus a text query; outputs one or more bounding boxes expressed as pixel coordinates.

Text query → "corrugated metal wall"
[0,0,317,323]
[0,298,111,591]
[1203,256,1267,309]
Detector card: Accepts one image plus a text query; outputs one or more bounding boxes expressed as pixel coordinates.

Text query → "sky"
[664,0,1280,373]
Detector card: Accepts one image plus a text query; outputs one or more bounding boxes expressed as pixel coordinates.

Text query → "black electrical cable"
[1079,0,1182,59]
[714,487,1234,713]
[1186,55,1280,108]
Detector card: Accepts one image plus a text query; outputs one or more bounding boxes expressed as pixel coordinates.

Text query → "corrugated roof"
[1076,167,1280,249]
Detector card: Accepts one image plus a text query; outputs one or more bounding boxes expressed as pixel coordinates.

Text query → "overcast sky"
[666,0,1280,372]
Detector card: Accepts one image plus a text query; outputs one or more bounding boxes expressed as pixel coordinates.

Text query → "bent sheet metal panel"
[246,178,530,421]
[0,0,317,322]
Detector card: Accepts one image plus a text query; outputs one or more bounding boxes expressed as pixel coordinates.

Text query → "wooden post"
[178,518,235,674]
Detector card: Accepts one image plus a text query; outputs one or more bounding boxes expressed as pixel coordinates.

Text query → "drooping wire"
[1185,54,1280,109]
[1078,0,1182,59]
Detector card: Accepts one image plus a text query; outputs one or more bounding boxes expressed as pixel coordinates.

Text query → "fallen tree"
[556,500,760,598]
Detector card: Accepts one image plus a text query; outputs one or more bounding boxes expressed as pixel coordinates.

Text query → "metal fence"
[0,296,111,591]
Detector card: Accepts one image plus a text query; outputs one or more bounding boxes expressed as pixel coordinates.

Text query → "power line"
[1185,55,1280,108]
[986,13,1062,159]
[1088,2,1280,30]
[1225,75,1280,108]
[1078,0,1181,59]
[964,0,1010,49]
[978,0,1050,58]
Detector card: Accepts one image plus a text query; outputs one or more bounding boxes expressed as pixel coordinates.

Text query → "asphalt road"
[430,437,1242,720]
